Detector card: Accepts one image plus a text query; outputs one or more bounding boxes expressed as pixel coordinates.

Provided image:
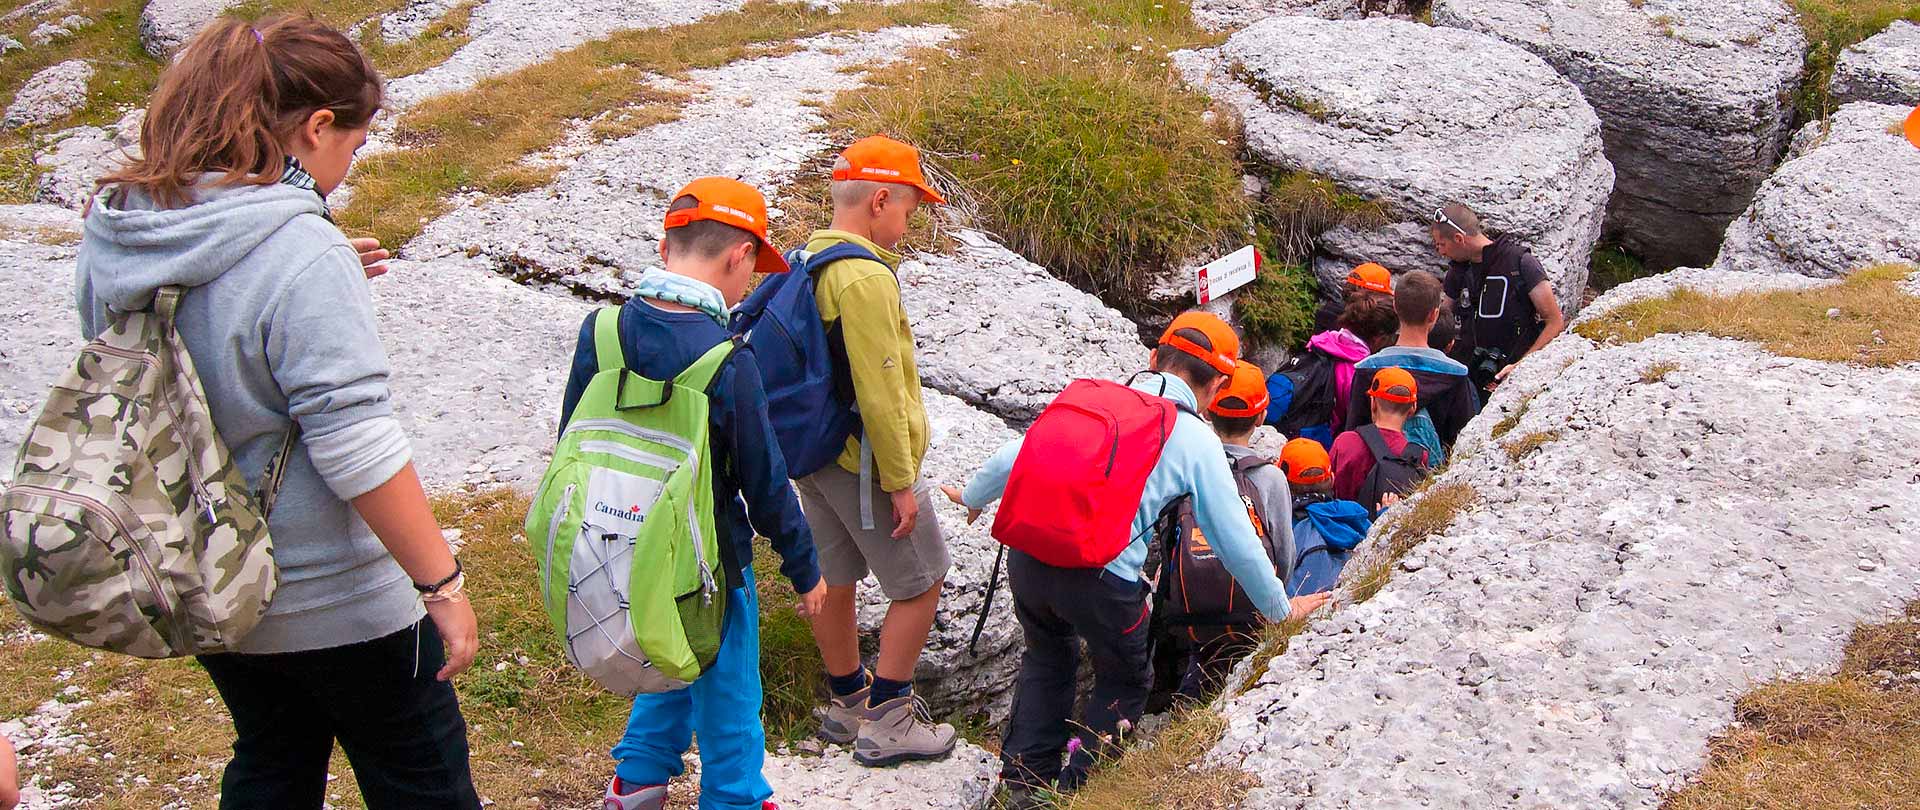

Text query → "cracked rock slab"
[1214,284,1920,805]
[138,0,247,57]
[34,109,143,210]
[1713,103,1920,278]
[763,741,998,809]
[4,60,92,129]
[0,205,85,487]
[1831,20,1920,107]
[1432,0,1806,271]
[1189,0,1417,31]
[1176,17,1612,315]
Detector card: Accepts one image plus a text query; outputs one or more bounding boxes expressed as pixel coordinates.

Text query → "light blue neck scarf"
[633,269,729,325]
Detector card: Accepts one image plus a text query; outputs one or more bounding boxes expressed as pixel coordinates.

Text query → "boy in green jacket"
[795,135,956,766]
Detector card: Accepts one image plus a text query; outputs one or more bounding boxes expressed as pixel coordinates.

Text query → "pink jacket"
[1307,329,1374,437]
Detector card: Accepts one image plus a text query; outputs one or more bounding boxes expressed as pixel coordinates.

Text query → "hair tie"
[251,28,263,44]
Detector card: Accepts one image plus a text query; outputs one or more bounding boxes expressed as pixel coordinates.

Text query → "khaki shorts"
[795,464,951,600]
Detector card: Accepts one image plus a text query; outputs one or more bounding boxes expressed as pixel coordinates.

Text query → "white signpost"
[1194,245,1261,305]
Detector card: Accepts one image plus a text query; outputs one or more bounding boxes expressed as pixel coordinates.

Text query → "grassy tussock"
[1639,361,1679,384]
[753,545,826,743]
[1502,429,1561,463]
[1575,264,1920,366]
[1487,390,1538,441]
[0,0,162,203]
[1662,601,1920,810]
[354,0,476,78]
[1056,709,1255,810]
[1230,259,1319,350]
[337,0,966,249]
[1790,1,1920,123]
[1589,244,1650,292]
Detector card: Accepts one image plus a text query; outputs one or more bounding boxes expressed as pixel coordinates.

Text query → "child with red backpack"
[943,312,1331,808]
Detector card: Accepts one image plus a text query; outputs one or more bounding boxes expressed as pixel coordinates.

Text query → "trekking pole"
[967,544,1007,657]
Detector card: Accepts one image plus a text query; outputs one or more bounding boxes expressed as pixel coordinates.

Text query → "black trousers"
[1000,550,1153,792]
[198,620,481,810]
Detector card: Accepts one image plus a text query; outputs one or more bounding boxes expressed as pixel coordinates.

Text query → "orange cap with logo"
[835,135,946,204]
[1347,262,1394,295]
[1209,360,1271,418]
[1368,366,1419,404]
[1905,105,1920,150]
[663,176,790,275]
[1280,438,1333,486]
[1158,311,1241,376]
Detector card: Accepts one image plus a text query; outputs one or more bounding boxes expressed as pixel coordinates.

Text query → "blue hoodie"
[1287,497,1372,596]
[961,372,1295,622]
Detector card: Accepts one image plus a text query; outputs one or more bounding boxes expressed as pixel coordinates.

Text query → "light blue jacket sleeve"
[961,436,1025,509]
[1182,428,1293,621]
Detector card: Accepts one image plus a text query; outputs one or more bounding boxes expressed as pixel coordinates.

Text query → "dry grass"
[1575,264,1920,366]
[1790,0,1920,123]
[1639,361,1679,384]
[1487,390,1538,441]
[1341,481,1479,604]
[354,0,476,78]
[1502,429,1561,463]
[1662,601,1920,810]
[337,0,966,250]
[0,0,163,203]
[1055,708,1256,810]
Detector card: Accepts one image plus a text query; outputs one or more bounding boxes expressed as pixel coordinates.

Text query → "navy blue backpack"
[728,243,873,478]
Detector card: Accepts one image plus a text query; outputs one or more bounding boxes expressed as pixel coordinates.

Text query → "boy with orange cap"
[559,178,825,810]
[1279,438,1373,596]
[1312,260,1395,334]
[790,135,958,766]
[1330,367,1432,516]
[946,312,1331,805]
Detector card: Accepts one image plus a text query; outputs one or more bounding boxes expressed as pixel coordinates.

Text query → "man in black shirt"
[1429,203,1565,396]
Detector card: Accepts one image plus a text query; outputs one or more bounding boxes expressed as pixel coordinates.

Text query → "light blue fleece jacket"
[961,372,1295,622]
[76,180,423,654]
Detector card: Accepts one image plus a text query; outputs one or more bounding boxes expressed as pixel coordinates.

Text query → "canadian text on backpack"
[991,379,1178,568]
[526,308,734,697]
[1,286,292,658]
[1355,424,1430,519]
[1267,348,1337,446]
[1158,455,1285,644]
[727,244,872,479]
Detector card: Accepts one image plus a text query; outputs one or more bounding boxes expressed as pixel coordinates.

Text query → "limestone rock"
[0,205,85,487]
[1190,0,1415,31]
[1713,103,1920,278]
[762,741,997,809]
[903,230,1146,424]
[1176,17,1612,315]
[1831,20,1920,107]
[1213,271,1920,805]
[1431,0,1806,271]
[138,0,247,57]
[4,60,92,129]
[379,0,467,44]
[855,388,1023,719]
[0,35,22,54]
[1,0,71,25]
[28,14,87,45]
[34,109,144,210]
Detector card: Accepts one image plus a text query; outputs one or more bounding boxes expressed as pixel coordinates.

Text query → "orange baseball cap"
[1368,366,1419,404]
[1904,105,1920,150]
[1280,438,1333,486]
[1347,262,1394,295]
[835,135,946,204]
[1209,360,1271,418]
[663,176,790,275]
[1158,311,1241,376]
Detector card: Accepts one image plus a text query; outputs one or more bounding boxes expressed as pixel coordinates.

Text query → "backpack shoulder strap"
[592,306,626,373]
[1232,454,1271,474]
[676,336,741,394]
[796,242,880,277]
[153,285,184,320]
[1356,424,1393,463]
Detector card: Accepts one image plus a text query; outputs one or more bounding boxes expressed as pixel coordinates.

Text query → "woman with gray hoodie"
[76,15,479,809]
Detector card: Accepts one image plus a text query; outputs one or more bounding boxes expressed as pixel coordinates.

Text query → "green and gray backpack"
[2,286,293,658]
[526,307,734,696]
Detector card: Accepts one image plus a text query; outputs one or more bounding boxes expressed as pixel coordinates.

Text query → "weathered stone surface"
[1211,268,1920,806]
[763,741,998,809]
[903,230,1145,424]
[0,205,84,487]
[854,388,1023,719]
[138,0,246,57]
[1432,0,1806,271]
[1832,20,1920,107]
[34,109,143,210]
[4,60,92,129]
[28,14,87,46]
[1713,103,1920,278]
[379,0,467,44]
[1176,17,1611,316]
[1190,0,1415,31]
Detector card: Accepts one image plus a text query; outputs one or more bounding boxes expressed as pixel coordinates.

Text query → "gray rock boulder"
[1210,270,1920,806]
[1190,0,1415,31]
[34,109,144,210]
[28,14,87,45]
[379,0,467,44]
[855,388,1023,719]
[1175,17,1612,315]
[0,205,85,487]
[138,0,247,57]
[4,60,93,129]
[1714,103,1920,278]
[763,741,997,809]
[1831,20,1920,107]
[1432,0,1806,271]
[903,230,1146,424]
[0,35,22,54]
[1,0,72,25]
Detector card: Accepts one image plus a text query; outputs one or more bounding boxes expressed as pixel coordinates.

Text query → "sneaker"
[603,778,666,810]
[852,694,957,767]
[818,682,870,744]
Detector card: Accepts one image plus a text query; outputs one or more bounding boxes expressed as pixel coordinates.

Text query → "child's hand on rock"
[939,485,983,525]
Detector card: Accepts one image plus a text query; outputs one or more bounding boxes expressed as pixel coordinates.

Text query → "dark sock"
[827,667,870,698]
[869,675,912,706]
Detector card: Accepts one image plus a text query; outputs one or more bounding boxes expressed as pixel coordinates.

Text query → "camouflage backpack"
[1,286,294,658]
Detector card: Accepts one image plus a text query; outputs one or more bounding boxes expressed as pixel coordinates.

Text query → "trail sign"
[1195,245,1261,305]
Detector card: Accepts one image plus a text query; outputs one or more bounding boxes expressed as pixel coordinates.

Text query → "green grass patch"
[1575,263,1920,366]
[754,544,825,744]
[1588,243,1650,292]
[1789,1,1920,124]
[1232,257,1319,348]
[0,0,162,202]
[354,0,476,78]
[338,0,969,249]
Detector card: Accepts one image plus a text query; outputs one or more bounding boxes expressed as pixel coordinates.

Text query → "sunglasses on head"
[1433,208,1466,236]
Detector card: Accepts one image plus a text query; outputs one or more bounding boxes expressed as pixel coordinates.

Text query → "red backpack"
[991,379,1180,568]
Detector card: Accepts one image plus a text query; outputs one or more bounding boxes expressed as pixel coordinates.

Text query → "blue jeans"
[611,570,769,810]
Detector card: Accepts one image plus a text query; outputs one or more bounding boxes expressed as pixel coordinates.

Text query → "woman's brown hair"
[100,14,382,208]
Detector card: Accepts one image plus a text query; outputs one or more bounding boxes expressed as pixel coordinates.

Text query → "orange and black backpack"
[1155,454,1287,644]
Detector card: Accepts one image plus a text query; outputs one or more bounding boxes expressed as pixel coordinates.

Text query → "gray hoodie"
[77,180,423,654]
[1223,443,1295,586]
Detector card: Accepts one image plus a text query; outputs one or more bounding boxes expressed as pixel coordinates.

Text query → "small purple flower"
[1066,737,1083,755]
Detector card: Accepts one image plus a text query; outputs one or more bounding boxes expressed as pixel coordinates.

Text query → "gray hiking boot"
[602,778,666,810]
[853,694,957,767]
[818,682,870,745]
